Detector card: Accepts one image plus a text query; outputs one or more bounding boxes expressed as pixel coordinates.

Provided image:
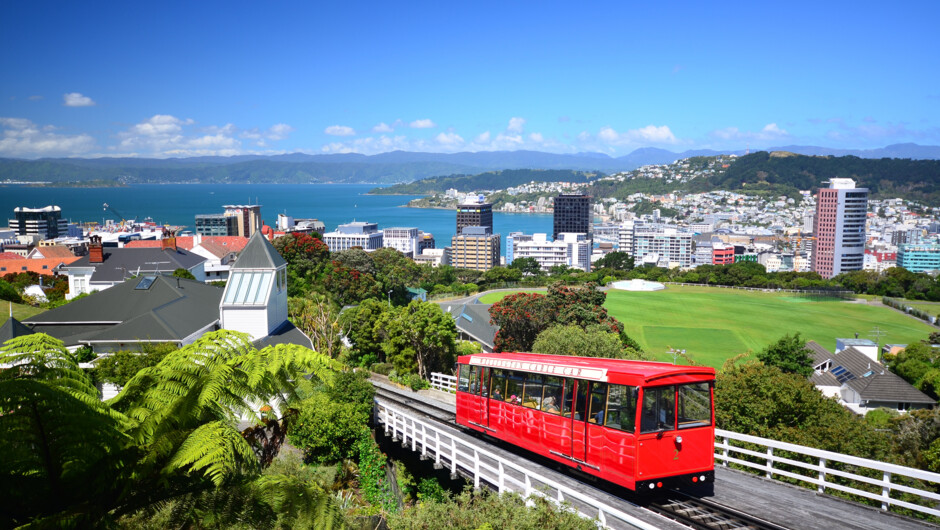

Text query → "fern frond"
[165,421,259,486]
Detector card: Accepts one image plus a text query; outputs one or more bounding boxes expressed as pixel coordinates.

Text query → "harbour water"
[0,183,553,254]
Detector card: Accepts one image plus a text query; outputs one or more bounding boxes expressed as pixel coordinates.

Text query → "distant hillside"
[694,151,940,202]
[2,143,939,185]
[369,169,600,195]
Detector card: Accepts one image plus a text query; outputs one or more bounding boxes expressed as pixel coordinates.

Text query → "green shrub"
[357,434,397,513]
[326,369,375,414]
[387,487,595,529]
[288,392,370,464]
[91,343,176,386]
[390,372,429,391]
[371,362,394,375]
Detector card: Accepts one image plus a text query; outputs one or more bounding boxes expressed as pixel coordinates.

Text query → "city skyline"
[2,1,938,159]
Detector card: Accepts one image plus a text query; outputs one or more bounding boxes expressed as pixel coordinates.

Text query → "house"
[438,302,496,352]
[0,316,36,344]
[807,340,935,414]
[63,236,207,299]
[0,256,80,276]
[23,231,311,353]
[125,235,248,282]
[26,245,75,260]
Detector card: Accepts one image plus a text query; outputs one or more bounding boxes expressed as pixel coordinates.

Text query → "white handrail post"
[723,436,730,466]
[818,458,826,493]
[434,431,441,466]
[524,474,534,507]
[420,424,427,458]
[411,419,417,451]
[882,471,891,511]
[451,437,457,476]
[473,449,481,489]
[766,446,774,478]
[498,461,505,493]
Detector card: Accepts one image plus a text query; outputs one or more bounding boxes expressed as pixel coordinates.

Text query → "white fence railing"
[716,428,940,518]
[376,400,661,530]
[430,372,457,394]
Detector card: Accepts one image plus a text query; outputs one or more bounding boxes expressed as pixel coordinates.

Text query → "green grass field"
[476,285,936,369]
[605,285,935,368]
[904,301,940,315]
[477,289,546,304]
[1,302,44,327]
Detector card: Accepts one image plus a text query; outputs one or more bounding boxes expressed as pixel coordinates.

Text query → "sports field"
[0,302,44,327]
[477,285,936,369]
[605,285,935,368]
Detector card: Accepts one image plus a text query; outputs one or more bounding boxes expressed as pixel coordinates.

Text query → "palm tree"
[0,330,346,528]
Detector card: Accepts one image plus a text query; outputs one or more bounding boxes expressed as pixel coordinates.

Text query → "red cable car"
[455,352,716,491]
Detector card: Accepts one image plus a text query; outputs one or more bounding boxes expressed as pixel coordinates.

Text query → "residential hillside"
[369,169,600,195]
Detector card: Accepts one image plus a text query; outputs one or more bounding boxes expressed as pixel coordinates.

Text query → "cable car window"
[566,379,588,419]
[541,376,563,415]
[468,366,481,395]
[490,369,507,401]
[605,384,638,432]
[588,383,608,424]
[641,386,676,433]
[457,364,470,393]
[522,374,543,408]
[479,367,490,398]
[678,382,712,429]
[505,371,524,405]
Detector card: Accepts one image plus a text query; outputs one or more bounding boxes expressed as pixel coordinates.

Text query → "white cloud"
[409,119,435,129]
[0,117,96,157]
[593,124,678,146]
[709,123,790,142]
[529,132,544,142]
[372,122,394,133]
[435,132,464,147]
[116,114,246,157]
[325,125,356,136]
[507,117,526,133]
[475,131,491,143]
[63,92,96,107]
[267,123,294,140]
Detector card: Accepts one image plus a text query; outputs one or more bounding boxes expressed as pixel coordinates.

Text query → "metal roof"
[24,276,223,346]
[65,247,206,283]
[231,231,286,270]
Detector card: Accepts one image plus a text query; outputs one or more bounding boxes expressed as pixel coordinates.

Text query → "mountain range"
[2,143,939,185]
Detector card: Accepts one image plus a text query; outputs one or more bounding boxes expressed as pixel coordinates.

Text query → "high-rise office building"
[553,193,592,241]
[223,204,263,238]
[456,195,493,235]
[451,226,500,271]
[811,178,868,279]
[195,213,238,236]
[10,206,68,239]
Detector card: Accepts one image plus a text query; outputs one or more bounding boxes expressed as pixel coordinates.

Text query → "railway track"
[371,380,796,530]
[646,492,789,530]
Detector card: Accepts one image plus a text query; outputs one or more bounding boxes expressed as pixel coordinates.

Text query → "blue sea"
[0,183,553,255]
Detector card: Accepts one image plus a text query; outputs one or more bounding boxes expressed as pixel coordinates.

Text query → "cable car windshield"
[640,382,713,433]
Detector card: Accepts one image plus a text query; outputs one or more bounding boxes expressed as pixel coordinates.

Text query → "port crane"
[103,203,131,226]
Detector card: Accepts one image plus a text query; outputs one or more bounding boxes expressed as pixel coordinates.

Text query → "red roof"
[0,257,81,275]
[124,236,249,252]
[0,252,23,260]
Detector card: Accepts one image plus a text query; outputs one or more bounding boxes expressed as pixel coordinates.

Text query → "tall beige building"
[451,226,500,271]
[223,204,263,238]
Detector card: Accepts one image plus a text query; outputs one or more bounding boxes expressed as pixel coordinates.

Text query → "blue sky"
[2,1,938,158]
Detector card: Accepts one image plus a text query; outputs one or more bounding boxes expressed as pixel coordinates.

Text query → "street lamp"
[668,348,686,365]
[387,289,393,307]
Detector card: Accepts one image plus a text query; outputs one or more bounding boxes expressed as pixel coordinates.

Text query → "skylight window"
[223,271,273,305]
[135,276,157,290]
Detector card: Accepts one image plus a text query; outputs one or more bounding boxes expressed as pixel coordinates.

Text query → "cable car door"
[480,367,491,428]
[569,379,589,462]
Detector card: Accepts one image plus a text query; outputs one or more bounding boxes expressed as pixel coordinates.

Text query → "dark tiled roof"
[805,340,833,365]
[232,232,286,269]
[0,317,36,343]
[252,321,313,349]
[821,346,935,405]
[24,276,223,346]
[66,247,206,283]
[438,302,496,349]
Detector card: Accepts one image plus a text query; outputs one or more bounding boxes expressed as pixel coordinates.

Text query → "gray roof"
[806,341,935,405]
[0,317,36,344]
[66,247,206,283]
[232,232,286,270]
[252,321,314,350]
[24,276,223,346]
[438,302,496,349]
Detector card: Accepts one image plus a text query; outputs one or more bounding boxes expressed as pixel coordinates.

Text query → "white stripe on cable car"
[469,357,609,382]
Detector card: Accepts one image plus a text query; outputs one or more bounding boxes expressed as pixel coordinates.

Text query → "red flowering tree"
[489,282,629,353]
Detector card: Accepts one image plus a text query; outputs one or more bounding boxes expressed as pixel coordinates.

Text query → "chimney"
[162,236,177,252]
[89,235,104,263]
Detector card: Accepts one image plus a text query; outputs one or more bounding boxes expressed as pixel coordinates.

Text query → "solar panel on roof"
[831,365,856,384]
[135,276,157,290]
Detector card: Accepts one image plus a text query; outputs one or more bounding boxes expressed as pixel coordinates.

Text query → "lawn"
[903,301,940,316]
[1,302,44,327]
[477,289,546,304]
[604,285,936,368]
